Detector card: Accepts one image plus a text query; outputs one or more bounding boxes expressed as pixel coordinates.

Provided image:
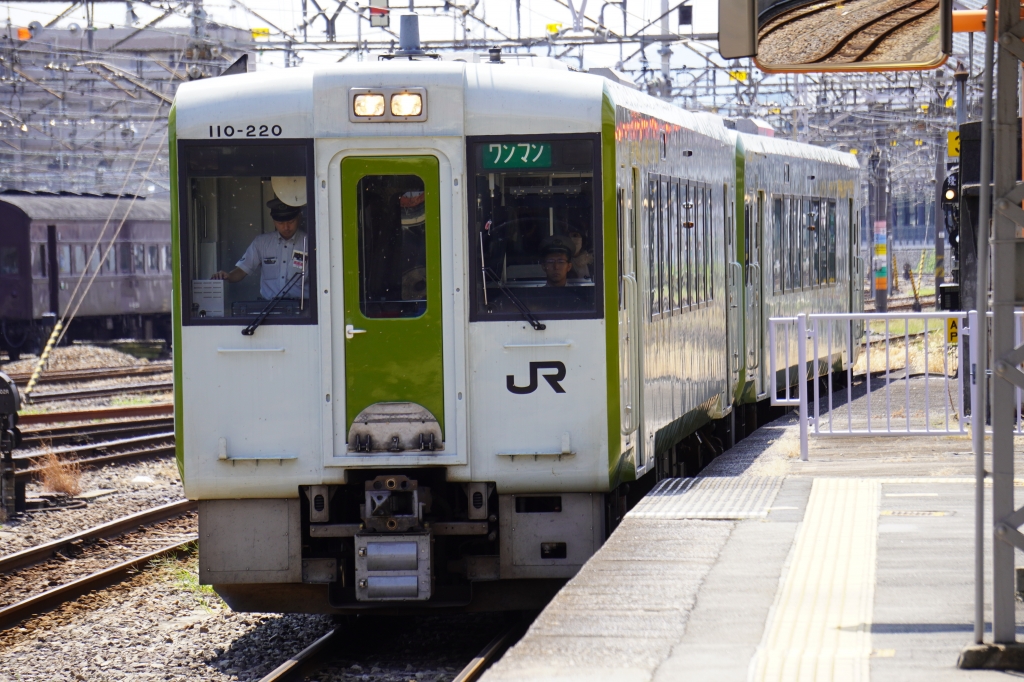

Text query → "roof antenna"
[397,14,424,57]
[488,47,503,63]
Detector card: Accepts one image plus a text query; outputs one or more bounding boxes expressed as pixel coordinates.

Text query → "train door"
[726,186,741,397]
[745,192,764,393]
[339,156,445,452]
[619,169,642,463]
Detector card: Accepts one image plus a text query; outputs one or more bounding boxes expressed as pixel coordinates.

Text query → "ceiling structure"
[0,0,983,208]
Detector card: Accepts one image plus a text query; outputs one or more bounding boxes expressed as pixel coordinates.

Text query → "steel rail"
[0,499,195,575]
[826,0,938,62]
[0,539,194,631]
[18,417,174,449]
[13,431,174,462]
[27,381,174,404]
[16,402,174,426]
[15,443,176,480]
[257,621,524,682]
[7,362,173,386]
[452,623,525,682]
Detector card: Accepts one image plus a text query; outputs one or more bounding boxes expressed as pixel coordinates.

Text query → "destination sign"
[482,142,552,170]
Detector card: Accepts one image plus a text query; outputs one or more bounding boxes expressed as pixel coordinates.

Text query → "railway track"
[27,380,174,404]
[0,501,196,630]
[18,416,174,449]
[14,432,175,481]
[16,402,173,426]
[761,0,938,63]
[259,618,526,682]
[6,362,172,387]
[822,0,938,62]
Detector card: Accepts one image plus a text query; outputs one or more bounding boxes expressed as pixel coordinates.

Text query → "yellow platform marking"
[750,478,880,682]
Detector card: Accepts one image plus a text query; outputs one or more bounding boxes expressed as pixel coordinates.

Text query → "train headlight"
[945,188,956,201]
[391,92,422,117]
[353,93,386,117]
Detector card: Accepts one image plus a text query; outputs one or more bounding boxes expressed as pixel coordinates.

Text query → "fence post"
[797,313,809,461]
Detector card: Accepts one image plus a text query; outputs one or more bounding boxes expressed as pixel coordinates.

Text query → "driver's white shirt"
[235,229,309,300]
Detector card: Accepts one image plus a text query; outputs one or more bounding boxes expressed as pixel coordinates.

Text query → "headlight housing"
[391,92,423,117]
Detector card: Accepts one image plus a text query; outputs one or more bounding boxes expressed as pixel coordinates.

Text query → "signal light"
[941,171,959,206]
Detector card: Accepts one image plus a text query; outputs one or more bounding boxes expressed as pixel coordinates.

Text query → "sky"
[0,0,726,73]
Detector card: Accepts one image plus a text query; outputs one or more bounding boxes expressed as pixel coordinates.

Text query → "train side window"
[809,199,820,286]
[148,245,160,273]
[72,244,86,274]
[36,244,46,278]
[773,198,782,294]
[161,244,170,273]
[103,248,115,273]
[827,201,837,283]
[648,175,658,319]
[133,244,146,273]
[58,244,71,275]
[705,185,713,302]
[616,188,624,310]
[118,243,133,274]
[663,175,671,313]
[789,198,800,290]
[684,182,692,307]
[697,185,707,305]
[0,246,17,275]
[89,246,101,274]
[179,142,315,324]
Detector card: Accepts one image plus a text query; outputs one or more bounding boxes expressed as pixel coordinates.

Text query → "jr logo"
[507,361,566,395]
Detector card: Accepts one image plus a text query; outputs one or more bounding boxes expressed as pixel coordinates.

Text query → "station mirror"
[719,0,952,71]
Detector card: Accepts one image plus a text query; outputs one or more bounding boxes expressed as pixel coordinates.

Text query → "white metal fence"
[768,311,968,460]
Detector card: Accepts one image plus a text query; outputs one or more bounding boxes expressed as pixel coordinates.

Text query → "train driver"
[539,235,575,287]
[210,198,310,300]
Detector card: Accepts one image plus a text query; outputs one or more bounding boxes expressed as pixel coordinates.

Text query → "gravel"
[0,548,511,682]
[2,345,151,376]
[0,458,184,557]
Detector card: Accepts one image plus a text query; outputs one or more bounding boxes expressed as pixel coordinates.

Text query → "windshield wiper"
[484,267,546,331]
[242,271,303,336]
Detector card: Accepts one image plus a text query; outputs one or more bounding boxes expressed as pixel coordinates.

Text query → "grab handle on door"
[346,324,367,340]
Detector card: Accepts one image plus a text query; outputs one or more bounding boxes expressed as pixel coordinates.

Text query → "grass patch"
[867,319,951,338]
[149,542,222,611]
[33,452,82,496]
[110,394,161,407]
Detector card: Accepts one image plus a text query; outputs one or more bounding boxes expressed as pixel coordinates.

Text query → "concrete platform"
[483,408,1024,681]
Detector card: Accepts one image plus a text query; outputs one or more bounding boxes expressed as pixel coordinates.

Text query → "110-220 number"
[208,124,283,138]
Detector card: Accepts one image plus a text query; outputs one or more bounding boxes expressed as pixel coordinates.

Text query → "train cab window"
[178,142,315,324]
[469,136,601,321]
[0,246,17,275]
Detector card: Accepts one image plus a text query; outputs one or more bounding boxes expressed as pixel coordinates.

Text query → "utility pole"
[870,150,889,312]
[935,89,946,309]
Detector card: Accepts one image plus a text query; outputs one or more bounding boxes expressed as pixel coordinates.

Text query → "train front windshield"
[469,136,601,320]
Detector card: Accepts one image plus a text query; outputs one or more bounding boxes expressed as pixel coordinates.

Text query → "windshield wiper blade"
[484,267,546,331]
[242,272,303,336]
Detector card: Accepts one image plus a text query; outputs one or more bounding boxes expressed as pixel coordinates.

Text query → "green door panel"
[342,156,444,435]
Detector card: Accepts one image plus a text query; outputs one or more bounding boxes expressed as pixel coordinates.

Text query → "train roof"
[737,131,861,170]
[0,193,170,222]
[173,61,731,145]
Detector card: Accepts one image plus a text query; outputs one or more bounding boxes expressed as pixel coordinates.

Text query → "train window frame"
[177,138,318,328]
[772,197,783,294]
[648,174,659,320]
[466,132,603,324]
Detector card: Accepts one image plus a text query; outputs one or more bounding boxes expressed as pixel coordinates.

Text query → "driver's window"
[469,136,601,320]
[179,143,315,325]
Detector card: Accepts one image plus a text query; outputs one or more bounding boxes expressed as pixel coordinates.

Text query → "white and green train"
[171,54,862,613]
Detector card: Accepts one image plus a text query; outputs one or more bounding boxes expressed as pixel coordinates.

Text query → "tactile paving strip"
[627,476,784,519]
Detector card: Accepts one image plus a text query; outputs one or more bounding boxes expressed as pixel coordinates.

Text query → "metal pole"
[990,0,1018,641]
[971,0,994,646]
[797,313,809,461]
[874,151,890,312]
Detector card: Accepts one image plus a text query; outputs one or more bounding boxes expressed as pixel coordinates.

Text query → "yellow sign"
[947,317,959,344]
[546,22,562,34]
[729,70,748,82]
[251,27,270,41]
[948,130,960,157]
[946,98,954,108]
[914,139,923,146]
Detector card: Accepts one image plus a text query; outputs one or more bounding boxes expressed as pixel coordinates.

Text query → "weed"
[150,543,221,611]
[34,452,82,496]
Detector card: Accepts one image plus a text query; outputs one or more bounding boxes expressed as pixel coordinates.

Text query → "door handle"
[346,324,367,340]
